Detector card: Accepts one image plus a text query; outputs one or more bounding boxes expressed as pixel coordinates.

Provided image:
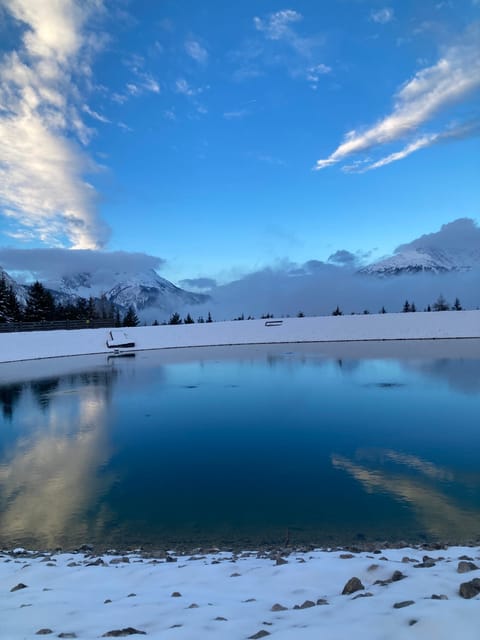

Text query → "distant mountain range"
[358,247,480,276]
[0,267,209,318]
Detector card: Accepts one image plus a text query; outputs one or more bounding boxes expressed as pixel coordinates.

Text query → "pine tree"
[297,311,305,318]
[433,294,449,311]
[410,302,416,312]
[24,281,56,321]
[184,313,194,324]
[206,311,213,323]
[168,312,182,325]
[403,300,411,313]
[380,306,387,314]
[152,319,159,326]
[332,306,342,316]
[453,297,462,311]
[123,305,140,327]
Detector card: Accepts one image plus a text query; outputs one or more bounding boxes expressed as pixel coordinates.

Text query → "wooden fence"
[0,319,115,333]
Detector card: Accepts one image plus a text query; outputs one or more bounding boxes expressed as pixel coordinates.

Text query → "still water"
[1,341,479,550]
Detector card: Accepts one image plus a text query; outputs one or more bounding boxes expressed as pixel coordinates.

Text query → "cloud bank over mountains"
[1,218,479,320]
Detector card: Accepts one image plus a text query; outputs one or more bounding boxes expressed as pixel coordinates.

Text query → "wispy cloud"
[233,9,329,88]
[315,26,480,171]
[370,8,394,24]
[0,0,110,249]
[83,104,111,124]
[185,39,208,64]
[223,109,250,120]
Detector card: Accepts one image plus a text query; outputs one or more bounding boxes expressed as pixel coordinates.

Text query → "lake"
[1,341,479,551]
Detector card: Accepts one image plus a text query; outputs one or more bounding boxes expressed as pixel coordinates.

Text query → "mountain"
[48,268,209,314]
[0,267,29,306]
[359,247,480,276]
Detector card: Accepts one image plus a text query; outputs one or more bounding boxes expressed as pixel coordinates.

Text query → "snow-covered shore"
[1,310,479,363]
[3,545,480,639]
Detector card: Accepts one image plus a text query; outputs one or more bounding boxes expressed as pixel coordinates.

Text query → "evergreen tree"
[152,319,159,326]
[197,316,205,323]
[433,294,449,311]
[206,311,213,323]
[184,313,194,324]
[380,306,387,314]
[297,311,305,318]
[453,297,462,311]
[123,305,140,327]
[403,300,411,313]
[24,281,56,321]
[114,308,122,327]
[168,312,182,325]
[0,276,8,322]
[410,302,416,312]
[332,306,342,316]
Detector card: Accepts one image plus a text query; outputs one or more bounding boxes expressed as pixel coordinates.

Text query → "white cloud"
[223,109,250,119]
[83,104,110,124]
[175,77,198,96]
[185,39,208,64]
[315,27,480,171]
[254,9,302,40]
[370,8,394,24]
[0,0,110,249]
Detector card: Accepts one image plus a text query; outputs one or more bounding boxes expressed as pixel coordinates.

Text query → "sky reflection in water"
[0,343,479,550]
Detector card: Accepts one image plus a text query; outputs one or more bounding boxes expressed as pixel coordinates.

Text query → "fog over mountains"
[1,218,479,320]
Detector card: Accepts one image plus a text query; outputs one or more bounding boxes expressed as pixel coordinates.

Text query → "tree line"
[0,276,140,327]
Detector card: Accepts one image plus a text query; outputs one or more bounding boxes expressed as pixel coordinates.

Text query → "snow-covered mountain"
[49,268,209,313]
[0,267,29,306]
[359,247,480,276]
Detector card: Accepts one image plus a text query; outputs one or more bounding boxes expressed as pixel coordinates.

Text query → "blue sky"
[0,0,479,285]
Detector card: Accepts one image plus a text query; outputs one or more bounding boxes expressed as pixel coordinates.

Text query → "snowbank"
[3,546,480,640]
[0,310,479,363]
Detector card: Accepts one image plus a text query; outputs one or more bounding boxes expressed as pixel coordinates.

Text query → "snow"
[359,247,480,275]
[2,546,480,639]
[0,310,479,363]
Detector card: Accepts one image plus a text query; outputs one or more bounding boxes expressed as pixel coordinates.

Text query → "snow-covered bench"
[106,330,135,348]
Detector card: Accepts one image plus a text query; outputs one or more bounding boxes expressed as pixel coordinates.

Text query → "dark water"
[1,342,480,550]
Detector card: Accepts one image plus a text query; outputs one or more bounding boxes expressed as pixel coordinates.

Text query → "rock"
[127,593,136,598]
[340,553,354,559]
[353,592,373,600]
[271,603,287,611]
[393,600,415,609]
[166,555,177,563]
[275,557,288,566]
[171,591,182,597]
[342,577,365,595]
[409,620,418,626]
[316,598,329,605]
[86,558,105,566]
[102,629,146,637]
[36,630,53,635]
[457,561,479,574]
[248,631,270,639]
[10,583,28,592]
[459,555,474,561]
[215,617,227,621]
[67,562,78,568]
[187,603,199,608]
[110,557,130,565]
[230,572,241,577]
[79,544,93,552]
[367,564,379,572]
[413,560,435,568]
[391,570,406,582]
[431,594,448,600]
[58,634,77,639]
[104,599,112,604]
[459,578,480,599]
[293,600,315,609]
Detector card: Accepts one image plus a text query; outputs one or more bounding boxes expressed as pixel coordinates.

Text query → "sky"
[0,0,479,287]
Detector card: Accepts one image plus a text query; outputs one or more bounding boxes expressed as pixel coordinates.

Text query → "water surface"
[1,341,479,550]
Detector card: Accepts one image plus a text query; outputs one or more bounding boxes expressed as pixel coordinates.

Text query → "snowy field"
[1,310,480,363]
[3,546,480,640]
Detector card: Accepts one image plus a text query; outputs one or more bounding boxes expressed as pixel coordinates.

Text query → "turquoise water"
[1,343,479,550]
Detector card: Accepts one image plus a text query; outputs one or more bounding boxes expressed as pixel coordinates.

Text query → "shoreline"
[3,543,480,639]
[1,310,480,363]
